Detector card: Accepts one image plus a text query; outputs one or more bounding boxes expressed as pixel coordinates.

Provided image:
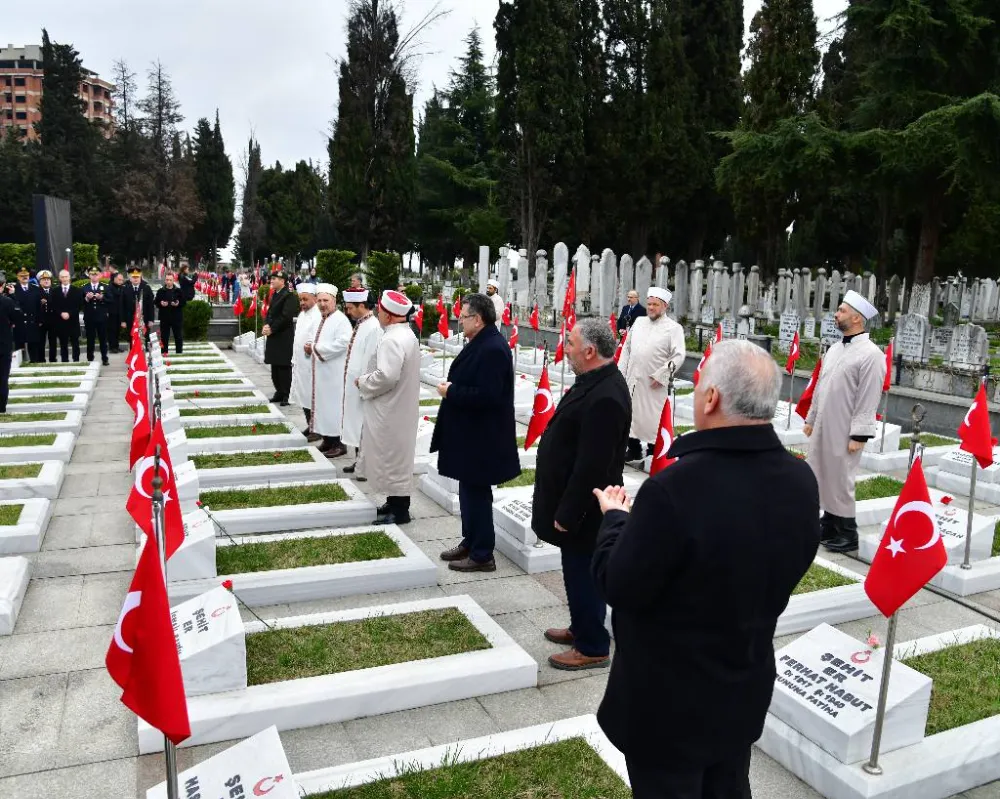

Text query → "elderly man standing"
[532,318,631,671]
[591,340,819,799]
[307,284,353,459]
[341,288,383,477]
[486,279,504,327]
[51,270,82,362]
[292,283,321,441]
[262,269,300,407]
[618,286,686,462]
[805,289,885,554]
[434,293,521,572]
[357,290,421,525]
[616,290,646,337]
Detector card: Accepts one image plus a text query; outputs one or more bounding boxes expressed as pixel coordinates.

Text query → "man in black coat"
[155,272,186,354]
[106,272,125,353]
[178,264,196,302]
[616,290,646,336]
[50,269,83,362]
[262,270,300,405]
[531,317,631,672]
[0,272,19,412]
[121,268,156,332]
[12,267,43,362]
[434,293,521,572]
[82,267,110,365]
[36,270,56,362]
[591,340,820,798]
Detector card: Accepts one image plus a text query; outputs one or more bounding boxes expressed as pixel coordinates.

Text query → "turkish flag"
[530,303,540,332]
[106,538,191,745]
[716,324,724,343]
[650,397,677,475]
[127,420,185,561]
[864,457,947,617]
[563,270,576,321]
[413,304,424,332]
[261,300,269,319]
[795,357,823,419]
[502,303,512,326]
[958,383,995,468]
[436,293,446,317]
[453,296,462,319]
[233,296,245,316]
[437,308,450,339]
[524,365,556,449]
[509,317,519,349]
[246,296,257,318]
[125,329,143,379]
[63,253,70,271]
[125,344,148,412]
[554,322,566,364]
[614,330,627,364]
[128,395,150,470]
[692,340,712,387]
[785,331,801,375]
[609,311,617,333]
[883,339,894,393]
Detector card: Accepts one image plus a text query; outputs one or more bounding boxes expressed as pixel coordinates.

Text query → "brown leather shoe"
[306,433,323,443]
[325,445,348,459]
[544,627,574,646]
[448,556,497,573]
[439,545,469,562]
[548,648,610,671]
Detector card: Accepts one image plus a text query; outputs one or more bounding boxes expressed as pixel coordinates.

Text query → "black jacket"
[0,293,19,350]
[617,302,646,332]
[122,280,156,328]
[37,287,54,330]
[431,325,521,487]
[82,281,109,324]
[11,283,41,346]
[106,282,124,323]
[50,285,83,334]
[155,286,186,321]
[531,361,631,553]
[264,288,300,366]
[592,425,820,767]
[178,273,196,302]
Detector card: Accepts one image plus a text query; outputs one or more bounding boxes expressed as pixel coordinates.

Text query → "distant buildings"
[0,43,115,141]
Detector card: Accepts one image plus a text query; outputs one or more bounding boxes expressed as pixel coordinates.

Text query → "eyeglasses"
[459,314,478,321]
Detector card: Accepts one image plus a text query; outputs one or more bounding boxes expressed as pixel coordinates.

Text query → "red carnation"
[941,496,953,505]
[222,579,233,590]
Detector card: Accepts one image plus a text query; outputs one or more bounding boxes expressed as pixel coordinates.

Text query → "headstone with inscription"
[493,496,536,545]
[943,302,960,328]
[821,314,840,346]
[930,326,954,359]
[770,623,931,765]
[870,494,993,565]
[947,323,988,368]
[938,447,1000,484]
[778,310,800,352]
[802,316,816,339]
[700,303,715,326]
[895,313,929,362]
[171,585,247,696]
[720,317,737,340]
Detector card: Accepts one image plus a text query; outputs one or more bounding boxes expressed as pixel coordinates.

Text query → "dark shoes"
[548,648,610,671]
[375,500,411,526]
[439,545,469,562]
[102,358,110,365]
[823,534,859,553]
[306,432,323,443]
[821,515,859,553]
[279,400,290,407]
[448,556,497,573]
[544,627,575,645]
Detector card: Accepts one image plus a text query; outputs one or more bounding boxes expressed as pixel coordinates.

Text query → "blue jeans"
[459,482,495,563]
[562,549,610,657]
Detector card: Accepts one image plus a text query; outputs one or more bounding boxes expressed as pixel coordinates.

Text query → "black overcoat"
[264,287,300,366]
[617,302,647,332]
[592,424,820,768]
[0,293,19,350]
[155,286,186,322]
[11,283,41,346]
[122,280,156,327]
[50,285,83,335]
[531,361,631,553]
[431,324,520,487]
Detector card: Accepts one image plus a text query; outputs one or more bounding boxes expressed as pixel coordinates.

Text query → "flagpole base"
[961,563,973,571]
[862,762,883,777]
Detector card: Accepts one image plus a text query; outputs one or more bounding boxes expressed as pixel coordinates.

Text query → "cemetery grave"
[0,497,51,554]
[775,559,875,637]
[190,447,335,488]
[0,556,31,636]
[0,460,64,499]
[0,409,83,435]
[0,432,75,464]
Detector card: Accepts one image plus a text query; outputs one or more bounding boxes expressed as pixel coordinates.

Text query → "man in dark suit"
[82,267,110,364]
[617,290,646,337]
[178,263,196,303]
[36,270,56,361]
[0,272,18,412]
[591,340,820,799]
[262,269,300,405]
[155,272,186,354]
[106,271,125,353]
[434,293,521,572]
[12,267,43,362]
[51,269,83,362]
[531,317,631,671]
[121,267,156,332]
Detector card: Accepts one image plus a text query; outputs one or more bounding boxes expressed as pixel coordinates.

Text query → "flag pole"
[861,612,899,776]
[879,338,893,454]
[961,377,986,570]
[786,368,795,430]
[667,362,676,432]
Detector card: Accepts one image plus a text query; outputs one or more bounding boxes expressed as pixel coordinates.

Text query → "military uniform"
[11,269,43,362]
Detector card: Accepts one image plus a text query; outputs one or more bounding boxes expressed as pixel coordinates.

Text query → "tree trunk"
[913,189,944,287]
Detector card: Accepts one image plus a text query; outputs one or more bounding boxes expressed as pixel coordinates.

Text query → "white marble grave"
[774,559,874,637]
[492,495,562,574]
[194,447,335,489]
[0,410,83,435]
[860,439,957,473]
[151,509,218,582]
[0,498,51,554]
[5,393,90,411]
[0,431,76,465]
[0,460,65,500]
[0,556,30,635]
[171,585,247,697]
[184,425,305,455]
[178,404,286,428]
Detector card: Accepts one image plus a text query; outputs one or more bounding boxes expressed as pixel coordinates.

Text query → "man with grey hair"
[591,340,819,797]
[532,316,631,671]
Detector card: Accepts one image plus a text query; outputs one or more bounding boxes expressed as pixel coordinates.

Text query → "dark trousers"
[561,548,610,657]
[107,314,121,351]
[271,364,292,400]
[46,327,58,362]
[459,482,495,563]
[86,319,108,361]
[27,339,44,363]
[626,748,752,799]
[160,316,183,353]
[0,343,10,412]
[56,327,81,362]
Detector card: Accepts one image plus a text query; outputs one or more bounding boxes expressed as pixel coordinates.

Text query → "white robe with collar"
[341,314,383,448]
[291,304,321,409]
[617,314,687,442]
[309,309,352,436]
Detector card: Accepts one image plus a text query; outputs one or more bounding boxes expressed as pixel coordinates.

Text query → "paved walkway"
[2,347,1000,797]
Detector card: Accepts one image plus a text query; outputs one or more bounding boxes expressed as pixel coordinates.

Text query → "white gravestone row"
[802,316,816,340]
[777,310,800,353]
[895,313,929,362]
[947,323,988,368]
[172,585,247,697]
[929,326,954,358]
[820,314,840,347]
[720,317,737,340]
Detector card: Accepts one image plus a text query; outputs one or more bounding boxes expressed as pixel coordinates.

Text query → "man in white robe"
[291,283,321,441]
[486,279,505,328]
[357,290,421,525]
[341,288,383,478]
[617,287,686,461]
[307,284,353,459]
[805,289,886,553]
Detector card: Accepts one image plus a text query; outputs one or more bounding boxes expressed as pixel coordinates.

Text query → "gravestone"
[929,326,954,359]
[895,313,929,362]
[700,303,716,326]
[478,246,490,293]
[828,271,842,313]
[493,496,536,545]
[171,585,247,696]
[929,278,941,318]
[821,313,840,346]
[574,244,592,305]
[636,256,653,300]
[938,448,1000,485]
[600,249,617,319]
[813,269,827,321]
[943,302,960,328]
[770,623,931,765]
[619,255,635,307]
[947,323,988,368]
[887,275,901,321]
[737,316,752,340]
[691,260,705,319]
[778,310,800,352]
[802,316,816,339]
[747,265,761,312]
[712,261,727,317]
[534,250,549,310]
[961,282,972,319]
[515,250,531,308]
[497,248,512,300]
[720,317,737,339]
[674,260,689,320]
[552,243,569,314]
[656,256,671,289]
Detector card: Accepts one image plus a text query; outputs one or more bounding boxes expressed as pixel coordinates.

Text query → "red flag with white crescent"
[883,339,894,393]
[563,270,576,321]
[524,364,556,449]
[530,303,540,332]
[502,303,512,326]
[509,317,519,349]
[453,295,462,319]
[958,383,996,468]
[127,420,185,560]
[436,293,446,317]
[692,340,712,387]
[614,329,627,364]
[554,322,566,364]
[649,397,677,475]
[795,357,823,419]
[413,304,424,332]
[246,295,257,318]
[785,331,801,375]
[437,307,451,339]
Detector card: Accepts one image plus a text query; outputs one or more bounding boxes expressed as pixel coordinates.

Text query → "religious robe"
[291,304,321,410]
[617,314,686,443]
[342,314,383,449]
[309,309,352,437]
[805,333,885,518]
[357,322,421,496]
[490,292,504,328]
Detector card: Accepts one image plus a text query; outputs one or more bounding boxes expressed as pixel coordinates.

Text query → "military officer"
[82,267,110,364]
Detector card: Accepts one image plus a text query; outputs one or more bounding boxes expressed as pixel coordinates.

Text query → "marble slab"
[171,584,247,697]
[147,509,218,582]
[178,404,286,428]
[0,460,65,500]
[166,427,189,464]
[164,378,256,392]
[861,442,957,473]
[0,497,51,554]
[774,559,874,637]
[937,448,1000,484]
[174,460,201,515]
[0,431,76,465]
[159,405,182,436]
[12,363,100,378]
[171,390,271,408]
[194,447,335,489]
[8,379,95,397]
[0,410,83,436]
[168,525,437,605]
[494,527,562,574]
[4,393,90,412]
[0,556,31,635]
[184,427,306,455]
[137,595,539,753]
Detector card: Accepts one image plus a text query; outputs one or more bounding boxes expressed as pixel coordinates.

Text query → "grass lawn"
[8,395,74,404]
[200,482,349,510]
[856,476,904,502]
[16,370,88,377]
[793,563,856,595]
[676,387,694,396]
[191,450,316,469]
[0,463,43,479]
[312,737,630,799]
[992,521,1000,558]
[0,412,67,423]
[217,531,402,574]
[175,391,256,399]
[903,638,1000,735]
[515,436,539,449]
[0,504,24,525]
[11,381,81,389]
[171,379,241,386]
[184,423,290,439]
[179,404,269,418]
[899,434,959,450]
[246,607,491,686]
[500,468,536,489]
[0,434,57,447]
[419,398,440,407]
[676,424,694,435]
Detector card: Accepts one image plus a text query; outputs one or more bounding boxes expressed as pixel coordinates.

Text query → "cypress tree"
[192,111,236,268]
[239,137,266,269]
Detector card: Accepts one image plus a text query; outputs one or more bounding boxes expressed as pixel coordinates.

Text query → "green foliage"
[364,251,400,298]
[0,243,98,274]
[72,244,99,269]
[258,160,326,261]
[316,250,357,297]
[182,300,213,341]
[452,286,468,303]
[418,302,441,337]
[238,137,267,265]
[191,111,236,267]
[402,284,424,304]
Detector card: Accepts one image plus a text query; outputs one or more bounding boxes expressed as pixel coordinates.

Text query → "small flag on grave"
[233,296,245,316]
[437,307,451,339]
[650,397,677,476]
[958,383,995,469]
[127,422,186,560]
[795,358,822,419]
[692,340,712,387]
[530,303,540,332]
[509,317,519,350]
[525,363,556,449]
[502,302,512,326]
[413,304,424,333]
[554,322,566,364]
[883,339,894,393]
[785,331,801,375]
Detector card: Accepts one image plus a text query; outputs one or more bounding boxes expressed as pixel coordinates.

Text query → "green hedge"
[403,284,424,304]
[183,300,213,341]
[365,250,400,298]
[417,302,442,338]
[71,278,110,289]
[0,242,99,273]
[316,249,357,297]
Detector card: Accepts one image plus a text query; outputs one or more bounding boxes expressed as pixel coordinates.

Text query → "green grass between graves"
[191,450,316,469]
[184,423,290,439]
[171,379,240,386]
[175,390,256,399]
[217,531,402,575]
[8,395,74,404]
[0,412,67,423]
[246,607,492,686]
[199,482,349,510]
[0,463,42,479]
[419,398,440,407]
[500,468,536,489]
[856,476,905,502]
[16,370,88,377]
[11,381,81,389]
[903,638,1000,735]
[675,387,694,396]
[312,737,631,799]
[515,436,538,449]
[992,521,1000,558]
[793,563,856,595]
[676,424,694,435]
[899,434,959,450]
[179,404,269,418]
[0,504,24,525]
[0,434,57,447]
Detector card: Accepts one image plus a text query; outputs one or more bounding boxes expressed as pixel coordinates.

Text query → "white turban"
[647,287,672,304]
[842,290,878,320]
[296,283,316,295]
[314,283,338,298]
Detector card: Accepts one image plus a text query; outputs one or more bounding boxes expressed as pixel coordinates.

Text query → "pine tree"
[192,111,236,268]
[239,136,266,270]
